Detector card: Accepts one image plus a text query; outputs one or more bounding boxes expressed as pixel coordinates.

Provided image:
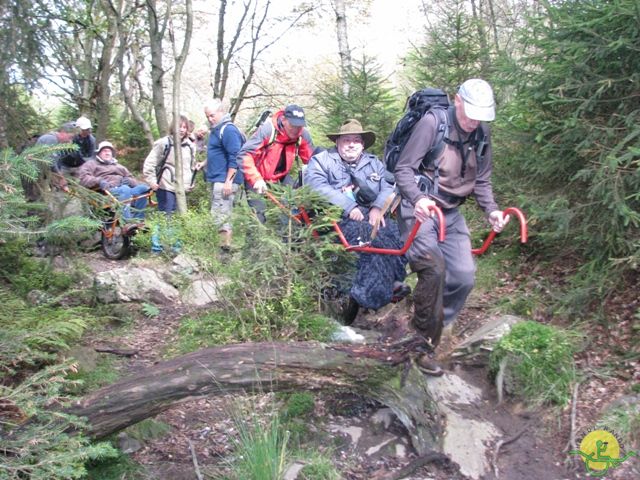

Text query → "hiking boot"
[342,296,359,326]
[387,333,434,353]
[391,282,411,303]
[416,353,444,377]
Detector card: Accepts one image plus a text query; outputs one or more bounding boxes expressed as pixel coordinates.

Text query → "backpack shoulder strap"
[418,107,450,195]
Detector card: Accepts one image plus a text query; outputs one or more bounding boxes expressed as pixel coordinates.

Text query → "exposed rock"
[451,314,523,365]
[65,346,100,372]
[94,267,179,304]
[171,253,200,274]
[45,190,86,220]
[426,373,500,480]
[283,461,306,480]
[181,278,227,307]
[26,289,53,306]
[117,432,143,454]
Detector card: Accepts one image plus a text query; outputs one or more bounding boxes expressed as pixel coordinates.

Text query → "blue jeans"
[156,189,177,214]
[110,184,150,220]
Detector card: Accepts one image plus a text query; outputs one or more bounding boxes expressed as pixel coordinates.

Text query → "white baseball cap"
[76,116,92,130]
[458,79,495,121]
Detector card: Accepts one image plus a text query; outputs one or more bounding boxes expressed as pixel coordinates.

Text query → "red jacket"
[238,110,314,186]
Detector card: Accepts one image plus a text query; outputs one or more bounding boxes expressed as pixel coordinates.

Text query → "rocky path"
[76,251,638,480]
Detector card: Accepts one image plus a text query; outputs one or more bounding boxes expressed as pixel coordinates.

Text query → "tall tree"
[315,55,401,157]
[146,0,171,136]
[169,0,193,214]
[209,0,314,117]
[507,0,640,275]
[407,0,488,92]
[0,0,48,148]
[331,0,352,95]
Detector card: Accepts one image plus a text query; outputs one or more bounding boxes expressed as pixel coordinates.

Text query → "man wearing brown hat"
[238,104,315,222]
[305,119,410,324]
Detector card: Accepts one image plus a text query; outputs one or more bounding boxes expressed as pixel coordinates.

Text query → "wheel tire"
[101,228,131,260]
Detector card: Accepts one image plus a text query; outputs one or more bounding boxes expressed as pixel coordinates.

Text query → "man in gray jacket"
[394,79,510,372]
[305,119,409,323]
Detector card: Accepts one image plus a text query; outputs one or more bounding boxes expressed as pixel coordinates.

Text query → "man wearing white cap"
[72,116,96,163]
[394,79,510,374]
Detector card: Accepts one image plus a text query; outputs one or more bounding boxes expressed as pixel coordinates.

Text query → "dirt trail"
[79,252,637,479]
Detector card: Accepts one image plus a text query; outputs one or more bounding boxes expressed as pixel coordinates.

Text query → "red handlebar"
[471,207,528,255]
[332,205,445,256]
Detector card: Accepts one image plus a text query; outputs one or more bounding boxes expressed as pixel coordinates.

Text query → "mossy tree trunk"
[68,342,443,455]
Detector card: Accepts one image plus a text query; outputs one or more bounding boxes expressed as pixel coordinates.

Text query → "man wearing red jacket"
[238,104,314,222]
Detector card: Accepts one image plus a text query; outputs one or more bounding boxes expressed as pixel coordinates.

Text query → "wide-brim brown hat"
[326,119,376,149]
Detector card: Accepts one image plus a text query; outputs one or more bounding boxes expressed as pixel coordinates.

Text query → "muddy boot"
[411,263,445,349]
[220,230,232,251]
[416,352,444,376]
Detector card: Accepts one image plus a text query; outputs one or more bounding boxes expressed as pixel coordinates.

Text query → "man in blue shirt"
[197,99,245,250]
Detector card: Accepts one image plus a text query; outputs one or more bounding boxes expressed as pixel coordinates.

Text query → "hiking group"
[33,78,510,376]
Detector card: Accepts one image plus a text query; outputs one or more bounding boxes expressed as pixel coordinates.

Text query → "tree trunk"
[93,0,119,141]
[68,342,443,456]
[147,0,169,136]
[117,37,154,148]
[169,0,193,214]
[332,0,352,95]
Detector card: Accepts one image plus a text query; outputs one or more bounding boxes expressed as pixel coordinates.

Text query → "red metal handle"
[332,205,445,256]
[471,207,528,255]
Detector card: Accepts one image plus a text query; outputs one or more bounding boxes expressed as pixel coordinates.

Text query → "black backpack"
[383,87,450,177]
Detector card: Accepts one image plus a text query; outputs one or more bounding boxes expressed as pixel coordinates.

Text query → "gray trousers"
[398,202,476,343]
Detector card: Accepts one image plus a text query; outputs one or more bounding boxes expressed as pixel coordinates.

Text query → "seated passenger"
[305,119,410,315]
[79,141,150,221]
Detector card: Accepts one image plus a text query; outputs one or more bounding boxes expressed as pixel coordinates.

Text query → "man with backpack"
[197,98,245,251]
[392,79,510,374]
[238,104,315,223]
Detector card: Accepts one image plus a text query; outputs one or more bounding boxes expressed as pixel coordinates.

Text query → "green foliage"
[598,403,640,450]
[281,392,315,420]
[43,215,102,249]
[490,320,578,405]
[227,406,290,480]
[85,453,147,480]
[403,0,490,92]
[123,418,172,443]
[297,453,342,480]
[66,356,119,395]
[314,55,402,157]
[0,239,80,297]
[504,0,640,276]
[0,144,61,238]
[107,107,157,171]
[0,286,94,380]
[141,302,160,318]
[172,187,346,352]
[0,362,119,479]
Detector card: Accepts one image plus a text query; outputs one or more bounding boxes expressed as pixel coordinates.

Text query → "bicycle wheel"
[101,224,130,260]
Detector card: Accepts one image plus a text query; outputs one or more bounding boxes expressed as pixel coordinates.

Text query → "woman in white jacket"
[142,115,196,252]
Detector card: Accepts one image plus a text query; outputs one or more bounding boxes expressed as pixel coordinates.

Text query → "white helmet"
[76,116,92,130]
[458,79,495,122]
[96,140,115,154]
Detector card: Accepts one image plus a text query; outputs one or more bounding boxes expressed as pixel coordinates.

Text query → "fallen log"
[68,341,443,455]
